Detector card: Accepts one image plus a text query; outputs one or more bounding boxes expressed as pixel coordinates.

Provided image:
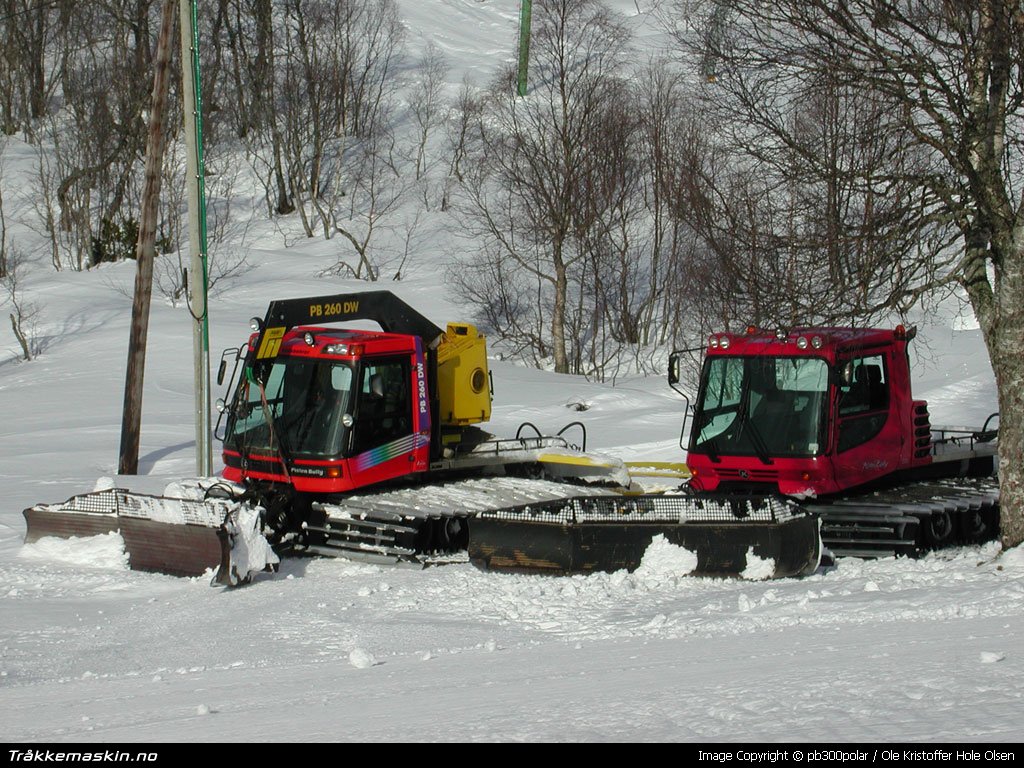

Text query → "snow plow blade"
[468,494,821,579]
[23,489,230,578]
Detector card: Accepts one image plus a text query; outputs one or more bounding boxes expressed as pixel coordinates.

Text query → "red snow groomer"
[675,325,1000,557]
[25,291,627,577]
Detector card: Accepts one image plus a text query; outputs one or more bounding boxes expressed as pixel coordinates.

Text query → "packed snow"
[1,0,1021,745]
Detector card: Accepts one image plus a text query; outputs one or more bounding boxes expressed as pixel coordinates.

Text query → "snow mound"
[997,544,1024,571]
[349,648,377,669]
[19,532,129,571]
[741,547,776,581]
[632,535,698,584]
[979,652,1005,664]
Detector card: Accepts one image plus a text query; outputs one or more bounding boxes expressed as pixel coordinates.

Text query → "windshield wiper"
[734,389,774,467]
[738,414,774,466]
[703,436,722,463]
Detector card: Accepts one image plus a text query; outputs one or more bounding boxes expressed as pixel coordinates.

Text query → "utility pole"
[118,0,178,475]
[179,0,213,476]
[517,0,532,97]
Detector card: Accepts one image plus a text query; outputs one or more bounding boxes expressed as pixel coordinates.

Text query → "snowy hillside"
[1,0,1021,745]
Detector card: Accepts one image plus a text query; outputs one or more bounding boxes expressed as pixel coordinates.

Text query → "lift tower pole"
[517,0,532,96]
[179,0,212,475]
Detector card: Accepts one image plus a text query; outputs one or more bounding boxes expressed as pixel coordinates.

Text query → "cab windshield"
[224,359,355,458]
[692,356,828,459]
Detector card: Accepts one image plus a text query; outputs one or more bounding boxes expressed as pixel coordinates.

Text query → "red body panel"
[222,445,430,494]
[221,326,431,496]
[687,326,930,498]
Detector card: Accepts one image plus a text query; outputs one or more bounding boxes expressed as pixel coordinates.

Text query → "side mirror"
[217,359,228,386]
[668,352,681,386]
[840,361,854,387]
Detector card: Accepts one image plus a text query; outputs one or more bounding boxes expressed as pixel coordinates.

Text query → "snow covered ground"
[1,0,1022,746]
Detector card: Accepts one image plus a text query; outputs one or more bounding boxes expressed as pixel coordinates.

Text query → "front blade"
[468,494,821,579]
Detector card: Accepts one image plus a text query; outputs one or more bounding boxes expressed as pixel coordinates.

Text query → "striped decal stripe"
[353,433,430,472]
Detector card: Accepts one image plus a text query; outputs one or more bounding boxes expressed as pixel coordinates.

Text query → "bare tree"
[209,0,292,215]
[408,42,448,185]
[154,154,255,305]
[0,0,74,133]
[265,0,407,279]
[454,0,633,375]
[679,0,1024,547]
[18,1,161,272]
[0,135,27,349]
[321,129,407,280]
[441,77,483,212]
[453,5,713,381]
[1,242,40,361]
[0,138,6,278]
[20,127,65,270]
[662,57,933,333]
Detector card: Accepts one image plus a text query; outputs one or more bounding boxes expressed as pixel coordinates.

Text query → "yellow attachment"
[534,451,631,486]
[436,323,491,426]
[621,462,691,494]
[624,461,691,479]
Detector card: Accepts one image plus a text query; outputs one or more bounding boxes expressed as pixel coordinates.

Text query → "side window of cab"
[352,358,412,452]
[837,354,889,452]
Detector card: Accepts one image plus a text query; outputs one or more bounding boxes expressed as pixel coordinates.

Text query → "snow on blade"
[631,534,698,585]
[218,505,279,586]
[162,477,245,501]
[741,546,776,581]
[93,477,116,492]
[19,532,129,571]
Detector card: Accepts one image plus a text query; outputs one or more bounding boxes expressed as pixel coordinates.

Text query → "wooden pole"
[118,0,178,475]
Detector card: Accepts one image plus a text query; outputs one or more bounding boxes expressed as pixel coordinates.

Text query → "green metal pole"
[516,0,532,97]
[179,0,212,476]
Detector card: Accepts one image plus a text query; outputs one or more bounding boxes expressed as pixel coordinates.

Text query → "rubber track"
[298,477,621,563]
[806,476,1000,558]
